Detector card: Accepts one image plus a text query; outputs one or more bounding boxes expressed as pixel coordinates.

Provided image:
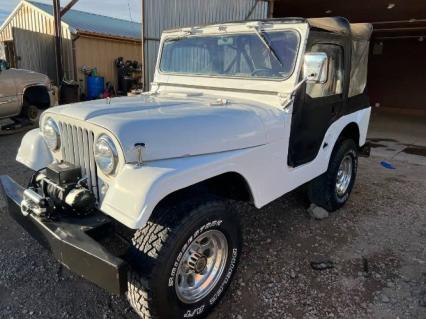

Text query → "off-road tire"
[308,139,358,211]
[127,197,242,319]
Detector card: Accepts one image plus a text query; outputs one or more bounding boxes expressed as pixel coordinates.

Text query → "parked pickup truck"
[0,17,372,318]
[0,59,56,124]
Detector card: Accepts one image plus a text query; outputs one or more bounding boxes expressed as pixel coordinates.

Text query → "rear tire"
[127,198,242,319]
[308,139,358,211]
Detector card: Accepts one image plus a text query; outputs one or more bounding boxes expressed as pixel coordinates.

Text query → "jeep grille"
[58,122,99,199]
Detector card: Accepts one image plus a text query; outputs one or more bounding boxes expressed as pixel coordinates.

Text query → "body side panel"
[100,107,370,229]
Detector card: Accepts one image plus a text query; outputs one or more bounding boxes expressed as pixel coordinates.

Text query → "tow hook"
[21,188,48,217]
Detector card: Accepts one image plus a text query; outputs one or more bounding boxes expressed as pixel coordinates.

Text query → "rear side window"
[306,43,343,98]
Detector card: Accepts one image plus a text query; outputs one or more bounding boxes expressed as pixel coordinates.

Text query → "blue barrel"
[87,76,104,99]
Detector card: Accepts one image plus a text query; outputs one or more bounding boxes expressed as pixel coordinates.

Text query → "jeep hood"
[47,95,269,162]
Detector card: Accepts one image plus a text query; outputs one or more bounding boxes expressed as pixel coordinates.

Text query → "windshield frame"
[156,28,301,82]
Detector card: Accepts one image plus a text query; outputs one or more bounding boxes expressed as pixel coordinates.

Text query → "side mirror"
[304,52,328,83]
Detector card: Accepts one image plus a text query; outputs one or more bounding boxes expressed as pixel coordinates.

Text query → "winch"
[21,162,96,218]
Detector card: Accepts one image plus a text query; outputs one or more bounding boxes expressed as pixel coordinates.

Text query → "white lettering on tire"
[208,248,238,305]
[183,305,205,318]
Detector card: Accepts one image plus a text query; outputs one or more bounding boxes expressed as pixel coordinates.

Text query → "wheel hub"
[188,252,207,274]
[175,229,228,304]
[336,154,353,197]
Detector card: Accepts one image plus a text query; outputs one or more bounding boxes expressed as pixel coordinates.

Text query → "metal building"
[273,0,426,113]
[0,0,142,93]
[141,0,270,89]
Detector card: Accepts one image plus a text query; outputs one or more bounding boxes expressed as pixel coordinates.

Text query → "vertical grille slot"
[59,121,98,200]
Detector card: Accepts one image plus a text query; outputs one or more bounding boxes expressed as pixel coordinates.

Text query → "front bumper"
[0,175,128,295]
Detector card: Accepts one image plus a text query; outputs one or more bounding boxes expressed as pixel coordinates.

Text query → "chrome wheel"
[175,230,228,304]
[336,154,353,197]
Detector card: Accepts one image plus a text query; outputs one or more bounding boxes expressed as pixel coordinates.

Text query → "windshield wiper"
[253,28,284,68]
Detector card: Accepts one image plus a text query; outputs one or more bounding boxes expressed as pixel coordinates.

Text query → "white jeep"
[1,17,372,318]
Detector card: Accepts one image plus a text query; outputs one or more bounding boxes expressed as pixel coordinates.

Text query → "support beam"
[53,0,63,84]
[267,0,275,19]
[61,0,79,17]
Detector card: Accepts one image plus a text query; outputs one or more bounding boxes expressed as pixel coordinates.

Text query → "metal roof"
[28,1,141,40]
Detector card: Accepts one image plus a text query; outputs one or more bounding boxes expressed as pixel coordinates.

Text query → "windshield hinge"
[210,98,229,106]
[278,93,292,112]
[279,77,309,111]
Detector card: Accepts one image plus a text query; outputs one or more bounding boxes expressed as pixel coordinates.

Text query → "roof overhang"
[76,30,141,43]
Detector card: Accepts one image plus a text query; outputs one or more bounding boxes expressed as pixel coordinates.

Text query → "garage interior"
[272,0,426,163]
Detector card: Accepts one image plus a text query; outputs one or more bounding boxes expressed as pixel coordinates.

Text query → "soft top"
[307,17,372,97]
[307,17,372,40]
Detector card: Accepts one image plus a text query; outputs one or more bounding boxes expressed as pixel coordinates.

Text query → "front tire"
[308,139,358,211]
[127,198,242,319]
[24,104,42,125]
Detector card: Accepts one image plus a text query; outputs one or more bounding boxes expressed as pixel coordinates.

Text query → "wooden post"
[53,0,79,85]
[141,0,145,91]
[60,0,79,17]
[267,0,275,19]
[53,0,63,85]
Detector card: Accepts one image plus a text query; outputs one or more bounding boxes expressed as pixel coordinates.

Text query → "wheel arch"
[22,85,51,109]
[101,155,260,230]
[151,171,254,218]
[337,122,361,146]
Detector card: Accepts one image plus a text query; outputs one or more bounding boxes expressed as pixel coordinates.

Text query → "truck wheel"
[24,105,42,125]
[308,139,358,211]
[127,198,242,319]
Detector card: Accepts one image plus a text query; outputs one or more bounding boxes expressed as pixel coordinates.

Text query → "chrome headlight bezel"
[42,117,61,151]
[94,134,118,176]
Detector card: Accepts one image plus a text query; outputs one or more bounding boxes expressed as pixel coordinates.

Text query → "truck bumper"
[0,175,128,295]
[49,88,59,106]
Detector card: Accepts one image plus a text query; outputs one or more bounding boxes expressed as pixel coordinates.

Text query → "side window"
[306,44,343,98]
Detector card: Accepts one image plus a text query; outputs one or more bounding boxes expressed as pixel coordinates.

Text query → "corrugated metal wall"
[0,1,74,81]
[74,35,142,95]
[142,0,269,89]
[12,27,57,81]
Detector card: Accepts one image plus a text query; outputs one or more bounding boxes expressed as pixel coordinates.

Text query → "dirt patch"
[369,142,387,148]
[368,138,398,143]
[0,133,425,319]
[403,146,426,157]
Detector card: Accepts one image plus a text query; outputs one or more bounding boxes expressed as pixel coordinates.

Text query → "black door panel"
[288,35,348,167]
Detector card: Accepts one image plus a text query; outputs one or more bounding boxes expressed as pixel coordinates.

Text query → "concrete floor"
[368,108,426,166]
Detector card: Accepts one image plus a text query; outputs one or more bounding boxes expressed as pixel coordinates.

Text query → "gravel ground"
[1,130,425,319]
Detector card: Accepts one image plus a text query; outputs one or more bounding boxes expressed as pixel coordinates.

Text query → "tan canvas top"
[308,17,372,40]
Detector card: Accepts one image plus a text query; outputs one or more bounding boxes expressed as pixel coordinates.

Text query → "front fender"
[16,129,53,170]
[100,148,258,229]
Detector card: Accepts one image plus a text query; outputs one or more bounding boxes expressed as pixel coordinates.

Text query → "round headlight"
[42,117,60,151]
[94,134,118,175]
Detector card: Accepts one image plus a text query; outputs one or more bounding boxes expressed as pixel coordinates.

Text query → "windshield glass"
[159,30,300,79]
